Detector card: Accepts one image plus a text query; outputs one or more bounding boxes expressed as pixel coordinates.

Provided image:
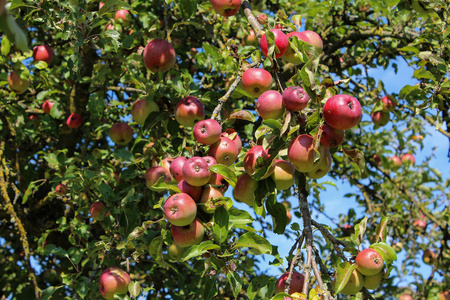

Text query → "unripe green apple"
[339,269,364,295]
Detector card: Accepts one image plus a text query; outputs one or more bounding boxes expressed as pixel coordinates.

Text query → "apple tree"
[0,0,449,299]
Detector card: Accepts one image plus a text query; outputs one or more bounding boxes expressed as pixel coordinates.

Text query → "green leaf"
[179,0,197,18]
[227,271,243,299]
[75,276,89,298]
[210,164,237,187]
[22,180,42,204]
[235,232,272,254]
[181,241,220,261]
[301,60,316,89]
[334,262,358,294]
[213,206,229,244]
[265,194,288,234]
[350,216,368,246]
[128,281,142,298]
[228,207,254,225]
[1,34,10,56]
[149,236,164,264]
[41,286,64,300]
[372,215,389,243]
[414,68,436,81]
[67,247,83,265]
[113,149,134,162]
[248,275,277,300]
[9,0,26,10]
[369,242,397,265]
[229,109,255,122]
[203,275,218,300]
[271,293,292,300]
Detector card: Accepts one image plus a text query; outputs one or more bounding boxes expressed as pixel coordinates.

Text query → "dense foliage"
[0,0,449,299]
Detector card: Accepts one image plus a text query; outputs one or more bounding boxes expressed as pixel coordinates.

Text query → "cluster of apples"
[339,248,386,295]
[371,95,397,127]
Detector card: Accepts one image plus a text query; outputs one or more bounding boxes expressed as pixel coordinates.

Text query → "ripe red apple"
[104,23,114,31]
[399,294,413,300]
[260,29,289,58]
[390,155,402,169]
[288,134,321,172]
[131,99,160,125]
[90,201,109,221]
[161,157,173,174]
[115,9,131,25]
[171,218,205,247]
[33,45,54,65]
[143,39,176,73]
[300,30,323,53]
[200,186,224,213]
[282,86,309,112]
[339,269,364,295]
[178,180,203,202]
[99,2,105,9]
[208,136,239,166]
[55,184,68,195]
[283,32,312,64]
[323,94,362,131]
[320,124,344,148]
[413,218,427,229]
[440,291,450,300]
[276,271,304,294]
[210,0,241,17]
[243,29,258,46]
[401,153,415,165]
[170,156,187,182]
[168,243,185,261]
[8,71,30,94]
[144,166,171,189]
[364,270,384,290]
[182,156,211,187]
[381,95,397,112]
[27,114,39,124]
[243,145,275,177]
[66,113,83,128]
[233,173,257,206]
[286,210,292,224]
[241,68,273,98]
[209,173,229,193]
[355,248,384,276]
[422,249,436,265]
[109,122,133,145]
[256,90,285,120]
[98,267,131,300]
[305,146,332,179]
[42,100,54,114]
[174,96,205,127]
[203,156,217,167]
[163,193,197,226]
[270,159,295,190]
[221,129,242,153]
[257,14,268,24]
[193,119,222,145]
[371,110,390,127]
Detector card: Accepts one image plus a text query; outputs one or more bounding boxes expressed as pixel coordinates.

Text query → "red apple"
[42,100,54,114]
[355,248,384,276]
[243,145,275,177]
[241,68,273,98]
[99,2,105,9]
[144,166,171,189]
[203,156,217,167]
[131,99,160,125]
[440,291,450,300]
[339,269,364,295]
[208,173,229,193]
[208,136,239,166]
[210,0,241,17]
[390,155,402,169]
[371,110,390,127]
[109,122,133,145]
[221,128,242,153]
[161,158,173,174]
[401,153,415,165]
[178,180,203,202]
[243,29,258,46]
[66,113,83,128]
[98,267,131,300]
[256,90,285,120]
[323,94,362,130]
[200,186,224,213]
[193,119,222,145]
[55,184,68,195]
[90,201,109,221]
[276,271,304,294]
[413,218,426,229]
[104,23,114,31]
[381,95,397,112]
[33,45,54,65]
[282,86,309,112]
[163,193,197,226]
[373,154,381,166]
[257,14,268,25]
[174,96,205,127]
[115,9,131,26]
[170,157,187,182]
[422,249,436,265]
[286,210,292,224]
[171,218,205,247]
[364,270,384,290]
[305,146,332,179]
[233,173,257,206]
[399,294,413,300]
[283,32,312,64]
[260,29,289,58]
[300,30,323,53]
[288,134,321,172]
[8,71,30,94]
[168,243,185,261]
[182,156,211,187]
[28,114,40,124]
[270,160,295,190]
[320,124,344,148]
[143,39,176,73]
